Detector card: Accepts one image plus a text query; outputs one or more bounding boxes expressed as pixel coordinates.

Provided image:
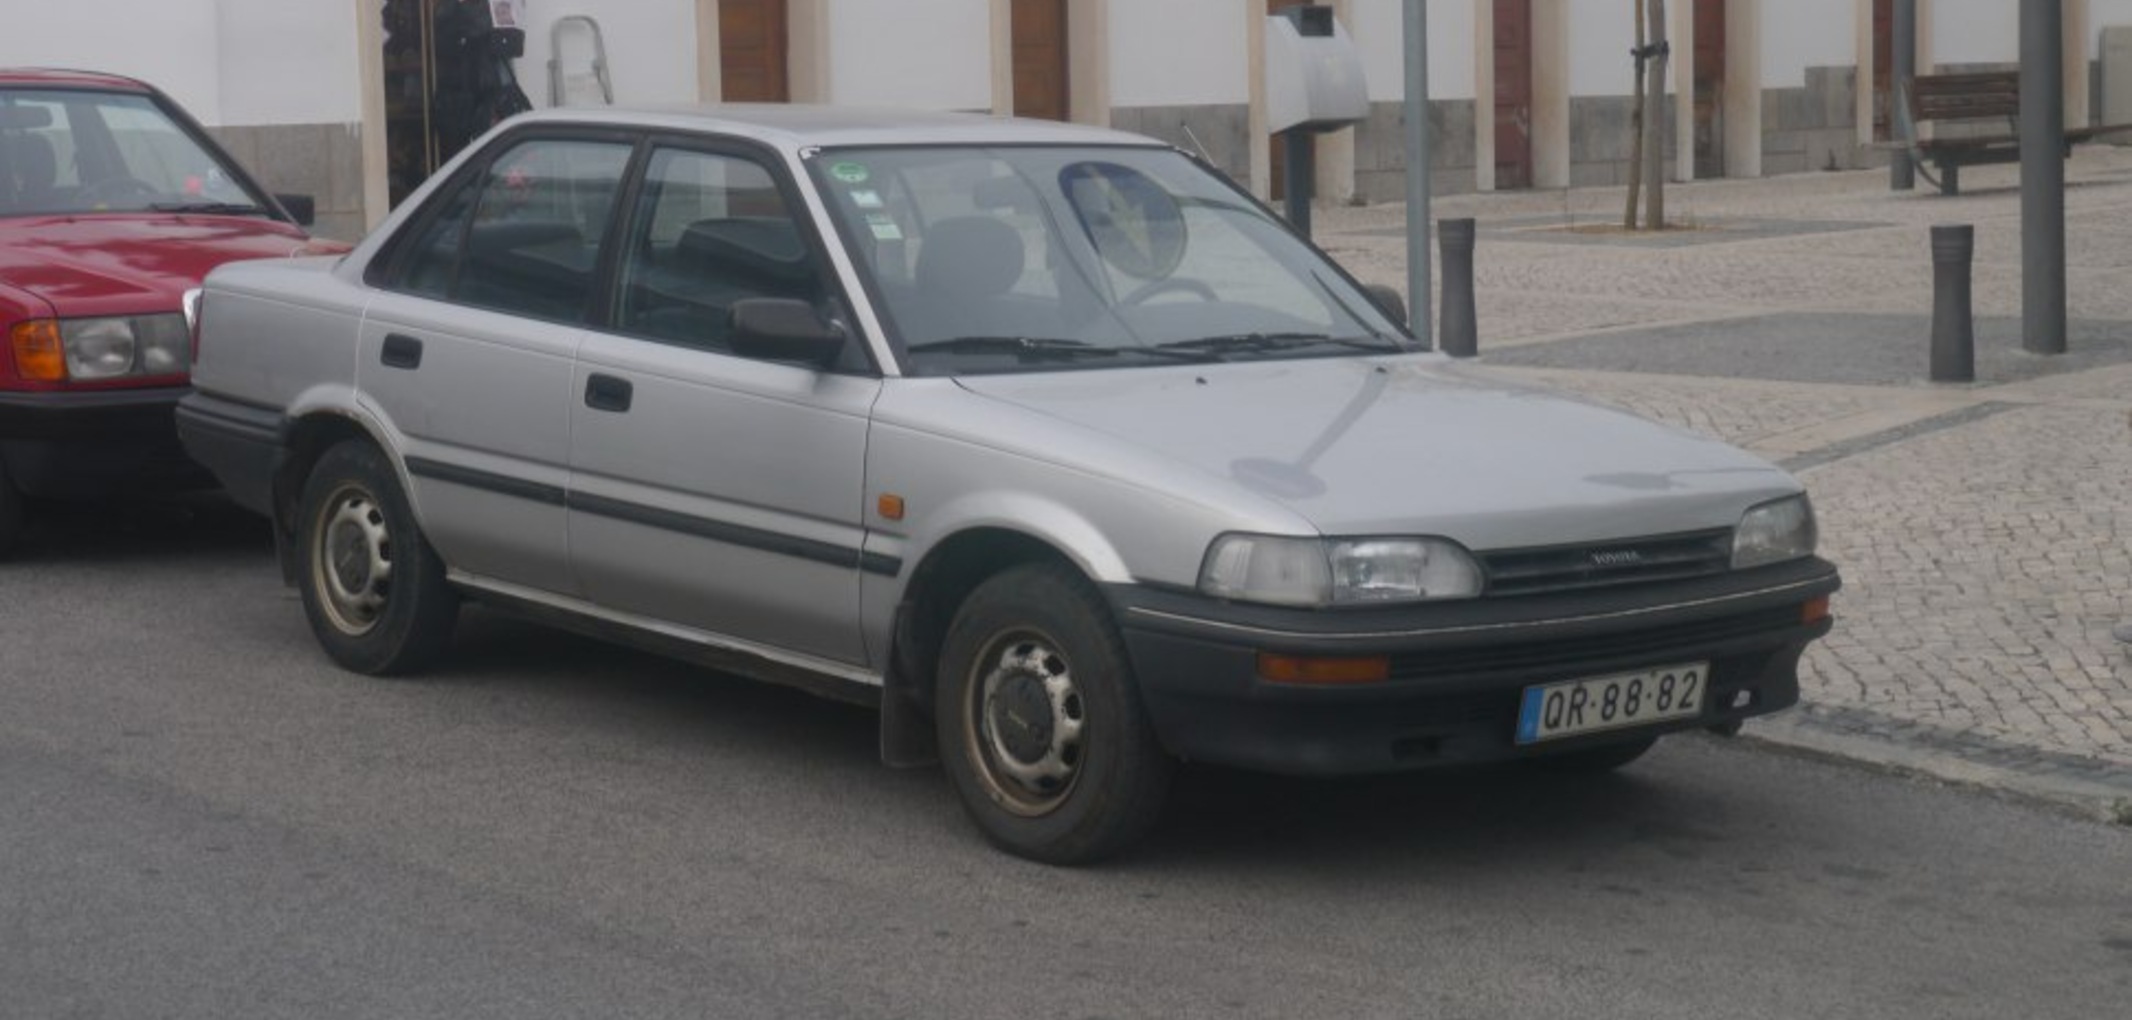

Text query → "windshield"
[808,145,1406,375]
[0,87,269,218]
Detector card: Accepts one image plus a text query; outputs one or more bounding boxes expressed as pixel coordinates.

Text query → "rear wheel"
[295,440,458,675]
[935,562,1175,864]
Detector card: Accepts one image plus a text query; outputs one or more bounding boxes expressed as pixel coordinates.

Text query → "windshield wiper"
[150,202,268,217]
[906,336,1219,363]
[1156,332,1401,356]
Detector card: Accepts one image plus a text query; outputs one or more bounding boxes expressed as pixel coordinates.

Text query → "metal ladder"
[548,15,613,106]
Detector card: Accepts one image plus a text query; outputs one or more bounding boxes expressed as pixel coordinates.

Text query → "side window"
[616,148,824,354]
[394,137,633,323]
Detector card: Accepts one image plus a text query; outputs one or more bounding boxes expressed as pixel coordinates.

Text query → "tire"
[1529,734,1660,774]
[0,466,20,559]
[294,440,458,675]
[934,562,1176,865]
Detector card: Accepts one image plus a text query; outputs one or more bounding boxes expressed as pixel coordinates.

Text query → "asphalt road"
[4,497,2129,1020]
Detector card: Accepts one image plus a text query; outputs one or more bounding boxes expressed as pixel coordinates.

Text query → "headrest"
[915,216,1025,301]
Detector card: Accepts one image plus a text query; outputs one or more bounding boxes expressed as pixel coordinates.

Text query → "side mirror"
[729,298,846,367]
[1363,283,1408,327]
[273,193,316,227]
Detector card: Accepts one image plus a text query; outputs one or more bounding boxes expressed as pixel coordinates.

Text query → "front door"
[721,0,789,102]
[1492,0,1534,190]
[1693,0,1726,179]
[567,142,878,666]
[1013,0,1070,121]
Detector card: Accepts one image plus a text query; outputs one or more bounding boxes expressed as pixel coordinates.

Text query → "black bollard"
[1438,217,1478,358]
[1930,224,1975,383]
[1283,131,1316,238]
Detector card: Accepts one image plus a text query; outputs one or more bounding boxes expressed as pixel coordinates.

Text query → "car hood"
[952,356,1800,549]
[0,215,339,316]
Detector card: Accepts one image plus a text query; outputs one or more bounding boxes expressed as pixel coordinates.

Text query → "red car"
[0,68,345,554]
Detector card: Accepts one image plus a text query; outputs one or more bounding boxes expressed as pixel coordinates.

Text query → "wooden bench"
[1898,70,2132,195]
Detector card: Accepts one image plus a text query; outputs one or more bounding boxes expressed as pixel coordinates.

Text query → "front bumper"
[0,386,209,497]
[1109,556,1841,776]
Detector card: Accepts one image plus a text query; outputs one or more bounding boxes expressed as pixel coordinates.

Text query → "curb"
[1738,706,2132,826]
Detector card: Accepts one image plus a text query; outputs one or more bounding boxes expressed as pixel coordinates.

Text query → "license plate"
[1515,662,1707,745]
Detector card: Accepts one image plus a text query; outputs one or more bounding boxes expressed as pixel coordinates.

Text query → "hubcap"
[314,485,394,636]
[969,632,1086,816]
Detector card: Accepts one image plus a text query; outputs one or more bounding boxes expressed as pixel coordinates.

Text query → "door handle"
[585,373,633,413]
[380,333,424,370]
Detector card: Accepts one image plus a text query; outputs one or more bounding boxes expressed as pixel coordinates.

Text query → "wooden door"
[1692,0,1726,178]
[721,0,789,103]
[1492,0,1534,190]
[1012,0,1070,121]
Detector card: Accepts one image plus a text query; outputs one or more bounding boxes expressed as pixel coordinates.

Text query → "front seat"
[908,215,1028,343]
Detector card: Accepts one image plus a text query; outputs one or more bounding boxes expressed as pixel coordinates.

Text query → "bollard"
[1930,224,1975,383]
[1438,217,1478,357]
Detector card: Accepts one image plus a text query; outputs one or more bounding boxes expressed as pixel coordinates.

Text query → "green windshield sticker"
[830,161,870,184]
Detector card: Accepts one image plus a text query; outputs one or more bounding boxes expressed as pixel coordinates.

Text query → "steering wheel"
[1122,277,1218,306]
[78,176,161,206]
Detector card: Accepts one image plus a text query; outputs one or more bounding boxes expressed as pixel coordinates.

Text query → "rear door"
[360,132,635,594]
[566,139,879,666]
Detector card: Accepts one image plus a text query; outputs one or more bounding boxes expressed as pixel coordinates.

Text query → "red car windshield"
[0,87,266,217]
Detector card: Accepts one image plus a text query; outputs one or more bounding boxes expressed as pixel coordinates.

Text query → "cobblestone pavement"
[1320,148,2132,815]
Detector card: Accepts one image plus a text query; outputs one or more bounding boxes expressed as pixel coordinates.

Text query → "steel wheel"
[312,483,395,636]
[964,628,1088,817]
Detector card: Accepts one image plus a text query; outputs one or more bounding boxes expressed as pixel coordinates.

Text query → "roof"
[510,103,1167,152]
[0,68,153,92]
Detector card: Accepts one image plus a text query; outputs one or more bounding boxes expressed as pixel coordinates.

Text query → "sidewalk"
[1319,149,2132,820]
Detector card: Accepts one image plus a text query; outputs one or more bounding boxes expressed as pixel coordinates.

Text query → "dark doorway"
[1268,0,1293,200]
[1012,0,1070,121]
[381,0,533,208]
[1492,0,1534,190]
[1873,0,1894,141]
[721,0,790,102]
[1693,0,1726,178]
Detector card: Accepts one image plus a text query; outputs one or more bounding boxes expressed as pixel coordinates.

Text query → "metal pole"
[1891,0,1916,190]
[1930,225,1976,383]
[1438,217,1477,358]
[2021,0,2067,355]
[1404,0,1433,349]
[1284,131,1315,237]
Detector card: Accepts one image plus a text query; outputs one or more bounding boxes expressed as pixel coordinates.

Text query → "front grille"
[1481,528,1733,597]
[1387,605,1799,681]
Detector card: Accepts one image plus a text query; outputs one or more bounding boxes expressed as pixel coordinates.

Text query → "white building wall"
[1,0,228,123]
[1350,0,1478,101]
[1932,0,2019,65]
[518,0,705,108]
[824,0,993,109]
[215,0,362,125]
[1110,0,1248,105]
[1762,0,1856,87]
[1566,0,1638,97]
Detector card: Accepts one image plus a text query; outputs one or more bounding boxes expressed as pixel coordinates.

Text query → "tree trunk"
[1641,0,1669,230]
[1625,0,1646,229]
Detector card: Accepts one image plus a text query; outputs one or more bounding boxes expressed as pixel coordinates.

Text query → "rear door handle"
[584,373,633,413]
[380,333,424,370]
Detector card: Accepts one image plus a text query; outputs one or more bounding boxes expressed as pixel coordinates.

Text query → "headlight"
[54,314,190,381]
[1732,494,1817,569]
[1199,534,1483,607]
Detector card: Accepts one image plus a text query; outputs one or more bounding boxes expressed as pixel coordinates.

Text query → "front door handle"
[585,373,633,413]
[380,333,423,370]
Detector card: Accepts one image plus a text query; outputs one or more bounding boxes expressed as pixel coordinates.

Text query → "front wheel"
[935,563,1175,864]
[295,440,458,675]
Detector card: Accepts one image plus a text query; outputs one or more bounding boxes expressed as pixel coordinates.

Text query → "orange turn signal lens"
[1802,596,1831,624]
[1257,652,1390,685]
[9,319,66,382]
[876,493,906,520]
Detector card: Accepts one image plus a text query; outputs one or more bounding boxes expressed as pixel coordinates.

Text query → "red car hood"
[0,215,345,317]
